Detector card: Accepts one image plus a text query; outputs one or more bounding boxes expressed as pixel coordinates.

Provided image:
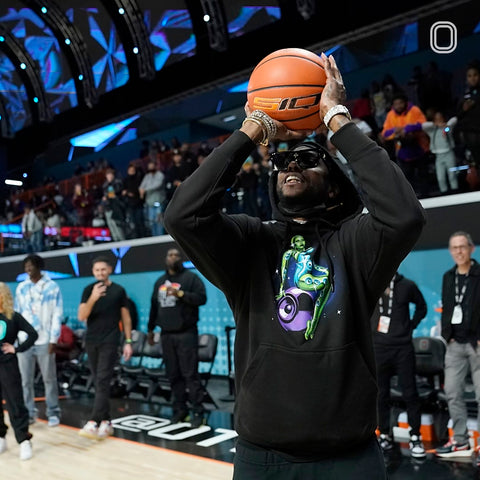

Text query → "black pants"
[161,330,204,414]
[86,342,118,423]
[0,356,31,444]
[376,343,421,435]
[233,436,387,480]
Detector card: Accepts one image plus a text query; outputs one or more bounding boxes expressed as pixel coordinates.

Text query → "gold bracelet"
[242,117,268,146]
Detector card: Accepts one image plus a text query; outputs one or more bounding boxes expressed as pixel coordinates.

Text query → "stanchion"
[220,325,236,402]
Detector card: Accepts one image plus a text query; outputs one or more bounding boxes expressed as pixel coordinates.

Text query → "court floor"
[2,379,480,479]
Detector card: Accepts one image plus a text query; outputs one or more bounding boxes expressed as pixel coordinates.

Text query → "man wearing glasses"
[436,231,480,463]
[164,54,425,478]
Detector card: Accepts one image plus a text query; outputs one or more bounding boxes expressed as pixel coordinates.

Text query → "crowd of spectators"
[0,58,479,255]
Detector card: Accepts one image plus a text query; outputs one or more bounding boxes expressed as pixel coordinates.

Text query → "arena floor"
[2,378,480,479]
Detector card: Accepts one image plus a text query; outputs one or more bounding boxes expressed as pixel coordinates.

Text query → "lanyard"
[379,278,395,316]
[455,269,469,305]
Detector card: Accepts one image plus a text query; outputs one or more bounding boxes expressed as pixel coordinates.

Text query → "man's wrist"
[125,338,132,344]
[323,105,351,130]
[177,290,184,298]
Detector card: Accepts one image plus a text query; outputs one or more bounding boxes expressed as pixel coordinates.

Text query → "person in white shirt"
[15,254,63,427]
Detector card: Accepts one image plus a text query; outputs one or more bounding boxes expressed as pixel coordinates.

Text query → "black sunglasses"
[269,144,329,171]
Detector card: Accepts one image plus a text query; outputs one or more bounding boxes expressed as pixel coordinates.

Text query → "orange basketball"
[247,48,326,131]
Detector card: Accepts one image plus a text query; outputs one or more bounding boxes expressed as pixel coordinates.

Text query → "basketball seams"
[248,85,326,94]
[254,54,324,72]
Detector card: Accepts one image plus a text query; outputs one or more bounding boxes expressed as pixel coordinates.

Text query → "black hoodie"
[164,123,425,459]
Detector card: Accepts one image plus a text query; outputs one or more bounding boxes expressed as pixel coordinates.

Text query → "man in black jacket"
[147,247,207,427]
[164,54,425,478]
[436,231,480,461]
[371,272,427,458]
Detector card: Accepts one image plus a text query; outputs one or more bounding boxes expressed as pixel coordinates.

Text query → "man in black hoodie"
[436,231,480,462]
[371,272,427,458]
[147,247,207,427]
[164,53,425,478]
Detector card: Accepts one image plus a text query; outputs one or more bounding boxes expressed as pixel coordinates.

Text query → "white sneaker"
[409,434,426,458]
[48,415,60,427]
[97,420,114,439]
[0,436,6,454]
[19,440,32,461]
[78,421,99,440]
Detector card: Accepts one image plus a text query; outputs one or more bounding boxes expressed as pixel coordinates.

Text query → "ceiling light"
[5,179,23,186]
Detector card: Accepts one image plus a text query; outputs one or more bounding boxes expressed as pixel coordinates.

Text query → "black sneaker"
[378,433,394,451]
[190,412,206,428]
[170,410,188,424]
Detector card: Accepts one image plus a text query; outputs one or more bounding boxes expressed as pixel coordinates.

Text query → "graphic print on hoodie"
[276,234,332,340]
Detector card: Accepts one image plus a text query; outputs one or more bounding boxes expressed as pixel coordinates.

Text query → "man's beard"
[276,185,325,209]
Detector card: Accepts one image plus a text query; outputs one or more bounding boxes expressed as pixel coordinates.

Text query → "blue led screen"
[0,50,31,132]
[0,3,78,118]
[64,1,128,94]
[224,2,281,39]
[137,0,196,71]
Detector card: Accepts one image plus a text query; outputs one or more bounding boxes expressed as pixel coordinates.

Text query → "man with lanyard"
[436,231,480,462]
[371,272,427,458]
[15,254,63,427]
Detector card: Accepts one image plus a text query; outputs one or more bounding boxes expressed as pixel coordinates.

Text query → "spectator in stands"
[352,88,378,135]
[45,206,61,230]
[0,282,37,461]
[381,73,401,110]
[407,65,426,110]
[372,272,427,458]
[165,149,192,203]
[92,204,107,228]
[179,142,197,174]
[422,111,459,194]
[102,169,126,242]
[422,61,453,113]
[456,60,480,168]
[382,92,430,197]
[45,206,62,249]
[139,160,165,236]
[435,231,479,463]
[236,156,259,217]
[77,256,133,440]
[52,186,64,207]
[122,163,145,238]
[72,183,94,227]
[15,254,63,427]
[21,205,43,253]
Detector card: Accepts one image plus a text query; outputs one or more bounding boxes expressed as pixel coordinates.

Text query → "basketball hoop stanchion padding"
[220,325,236,402]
